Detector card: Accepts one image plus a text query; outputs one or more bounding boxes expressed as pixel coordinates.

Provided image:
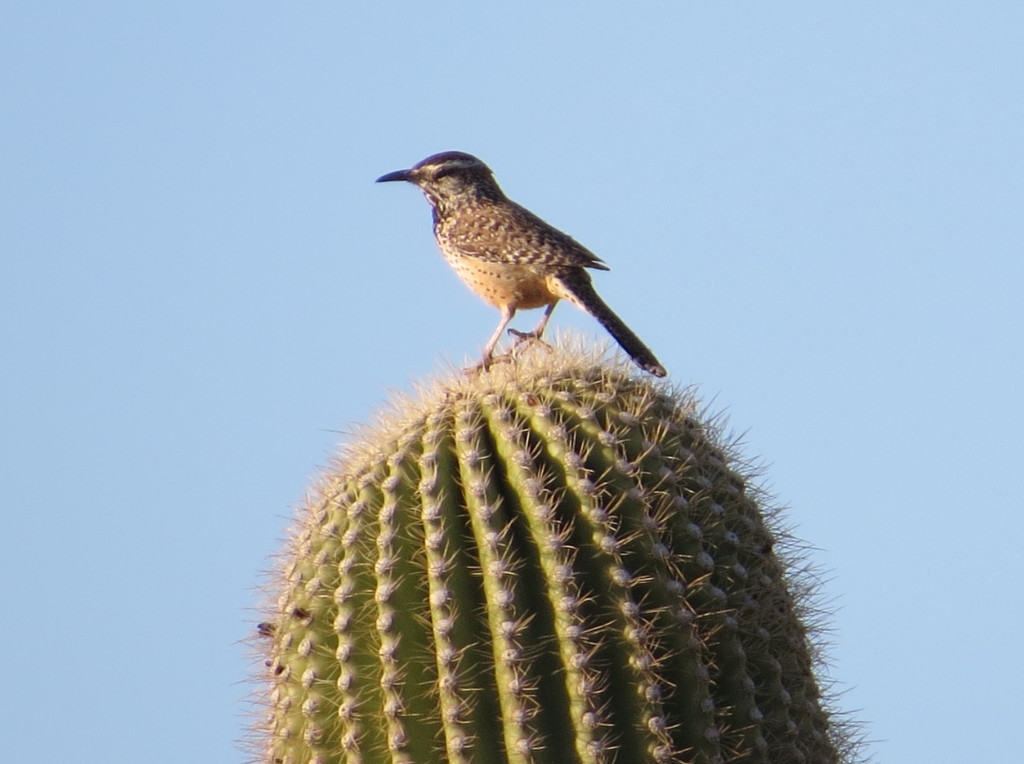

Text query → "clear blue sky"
[2,3,1021,762]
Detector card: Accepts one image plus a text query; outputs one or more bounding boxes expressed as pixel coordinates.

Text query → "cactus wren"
[376,151,667,377]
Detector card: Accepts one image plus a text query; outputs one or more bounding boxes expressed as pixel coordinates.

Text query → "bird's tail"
[559,274,667,377]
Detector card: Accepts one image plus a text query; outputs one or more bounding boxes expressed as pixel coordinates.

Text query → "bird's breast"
[439,250,556,311]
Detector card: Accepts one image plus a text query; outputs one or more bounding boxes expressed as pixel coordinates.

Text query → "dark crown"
[414,151,491,173]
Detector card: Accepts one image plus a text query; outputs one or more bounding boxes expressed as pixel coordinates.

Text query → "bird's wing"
[447,203,611,271]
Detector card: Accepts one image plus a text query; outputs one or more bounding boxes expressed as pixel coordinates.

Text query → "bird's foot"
[507,328,553,352]
[465,352,514,376]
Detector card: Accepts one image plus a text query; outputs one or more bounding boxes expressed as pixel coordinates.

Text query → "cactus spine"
[257,349,855,763]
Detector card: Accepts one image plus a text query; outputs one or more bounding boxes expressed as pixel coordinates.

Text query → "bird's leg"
[470,306,516,373]
[508,301,558,349]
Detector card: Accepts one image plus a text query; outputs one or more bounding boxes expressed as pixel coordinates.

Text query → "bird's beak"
[376,169,412,183]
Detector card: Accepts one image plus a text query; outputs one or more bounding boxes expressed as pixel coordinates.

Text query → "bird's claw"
[507,328,553,352]
[465,353,514,376]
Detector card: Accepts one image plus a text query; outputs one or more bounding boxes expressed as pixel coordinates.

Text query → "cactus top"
[255,344,859,764]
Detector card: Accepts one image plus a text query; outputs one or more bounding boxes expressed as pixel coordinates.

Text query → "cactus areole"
[256,348,855,763]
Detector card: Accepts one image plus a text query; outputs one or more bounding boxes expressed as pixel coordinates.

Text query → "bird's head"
[377,151,505,208]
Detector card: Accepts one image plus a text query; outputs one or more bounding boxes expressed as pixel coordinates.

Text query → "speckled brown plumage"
[377,151,667,377]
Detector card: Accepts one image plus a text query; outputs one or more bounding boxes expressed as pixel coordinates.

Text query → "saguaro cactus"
[256,347,857,763]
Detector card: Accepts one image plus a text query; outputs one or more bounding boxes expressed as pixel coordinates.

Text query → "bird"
[376,151,667,377]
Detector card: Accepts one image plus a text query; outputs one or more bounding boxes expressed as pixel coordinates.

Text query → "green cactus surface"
[256,346,857,764]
